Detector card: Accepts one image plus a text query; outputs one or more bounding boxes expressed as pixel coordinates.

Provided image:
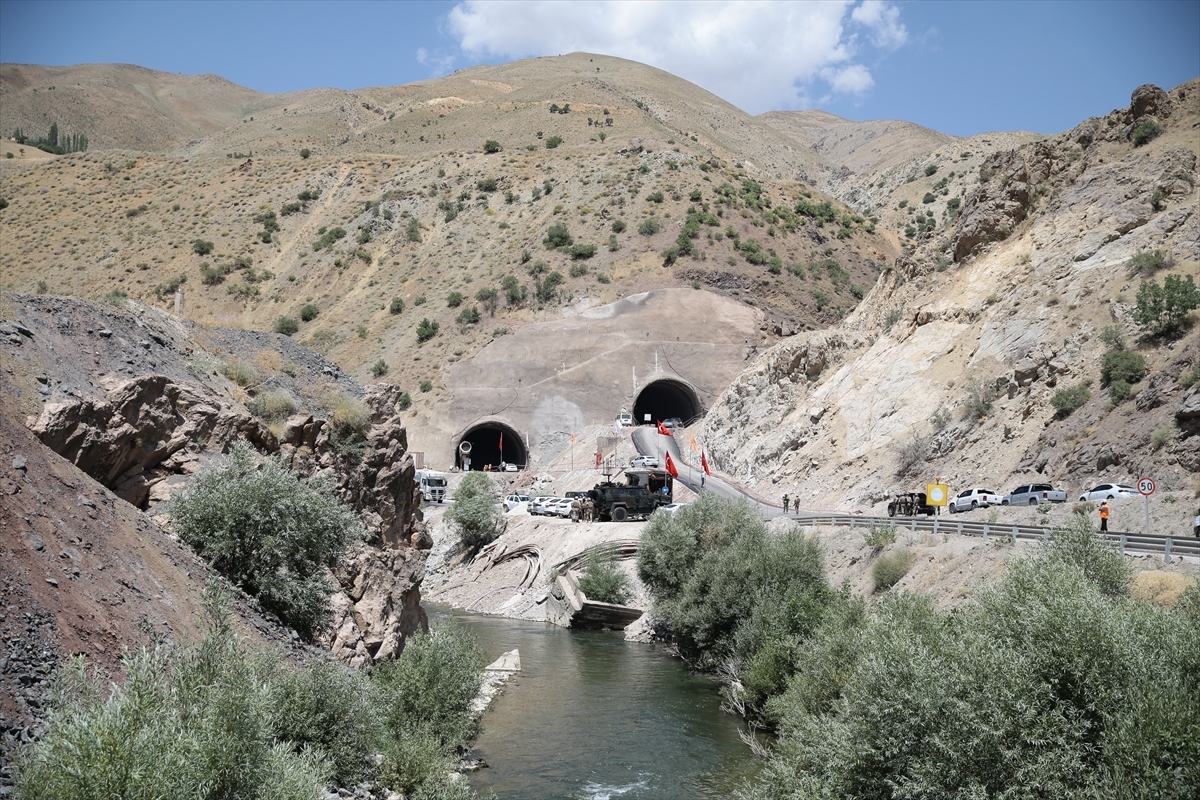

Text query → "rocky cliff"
[700,82,1200,532]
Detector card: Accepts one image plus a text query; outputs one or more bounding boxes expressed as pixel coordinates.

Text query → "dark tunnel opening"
[456,422,528,471]
[632,379,703,426]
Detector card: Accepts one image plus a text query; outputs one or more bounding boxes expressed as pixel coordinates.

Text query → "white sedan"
[1078,483,1138,502]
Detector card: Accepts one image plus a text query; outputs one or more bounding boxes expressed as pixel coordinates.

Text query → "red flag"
[498,432,503,452]
[664,450,679,478]
[701,450,711,476]
[656,420,672,437]
[595,452,602,468]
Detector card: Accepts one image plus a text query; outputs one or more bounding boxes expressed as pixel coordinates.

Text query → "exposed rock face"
[326,544,428,667]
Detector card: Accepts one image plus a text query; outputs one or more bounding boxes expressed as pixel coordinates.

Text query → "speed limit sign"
[1138,477,1156,496]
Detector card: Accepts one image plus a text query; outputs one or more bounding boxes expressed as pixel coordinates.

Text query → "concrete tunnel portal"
[632,378,703,426]
[456,421,528,471]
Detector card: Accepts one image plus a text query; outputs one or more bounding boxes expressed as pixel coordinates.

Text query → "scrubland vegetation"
[637,495,1200,798]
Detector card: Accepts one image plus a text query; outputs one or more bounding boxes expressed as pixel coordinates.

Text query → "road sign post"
[1138,477,1156,539]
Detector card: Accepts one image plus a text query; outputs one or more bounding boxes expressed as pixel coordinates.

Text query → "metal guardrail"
[787,514,1200,562]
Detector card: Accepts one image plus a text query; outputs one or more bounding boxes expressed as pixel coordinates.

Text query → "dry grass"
[1130,571,1194,608]
[252,349,284,375]
[324,392,370,437]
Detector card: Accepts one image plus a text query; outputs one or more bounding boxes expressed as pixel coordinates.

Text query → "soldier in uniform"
[782,494,790,514]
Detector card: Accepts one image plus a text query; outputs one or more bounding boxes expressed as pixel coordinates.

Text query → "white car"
[630,455,659,468]
[616,413,634,427]
[503,494,531,512]
[656,503,688,515]
[1078,484,1138,502]
[548,498,575,518]
[530,496,557,516]
[947,488,999,513]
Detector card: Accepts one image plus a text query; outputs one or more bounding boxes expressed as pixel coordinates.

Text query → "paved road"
[630,426,806,521]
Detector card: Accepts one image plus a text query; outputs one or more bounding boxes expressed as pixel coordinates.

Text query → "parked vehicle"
[590,468,673,521]
[1078,483,1138,502]
[548,499,575,518]
[656,503,688,515]
[1001,483,1067,506]
[630,454,659,468]
[662,417,684,430]
[415,470,449,503]
[887,492,936,517]
[530,497,557,516]
[616,413,634,427]
[503,494,531,512]
[947,488,999,513]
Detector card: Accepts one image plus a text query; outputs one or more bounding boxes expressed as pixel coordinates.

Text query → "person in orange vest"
[1099,501,1110,532]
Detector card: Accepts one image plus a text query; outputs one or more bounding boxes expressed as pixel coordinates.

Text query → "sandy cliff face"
[701,82,1200,531]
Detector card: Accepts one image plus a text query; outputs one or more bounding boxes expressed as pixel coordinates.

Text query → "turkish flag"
[664,451,679,478]
[498,432,503,452]
[656,420,672,437]
[701,450,711,476]
[595,452,603,468]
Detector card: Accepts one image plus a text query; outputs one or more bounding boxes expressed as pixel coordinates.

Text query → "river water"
[428,607,759,800]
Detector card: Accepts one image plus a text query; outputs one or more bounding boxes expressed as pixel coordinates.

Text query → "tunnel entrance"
[456,421,528,471]
[632,379,702,426]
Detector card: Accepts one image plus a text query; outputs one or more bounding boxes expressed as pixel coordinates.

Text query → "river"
[428,607,760,800]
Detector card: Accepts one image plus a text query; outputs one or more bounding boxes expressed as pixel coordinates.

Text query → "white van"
[616,413,634,427]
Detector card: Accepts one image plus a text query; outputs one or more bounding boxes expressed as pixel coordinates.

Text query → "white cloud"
[444,0,906,113]
[850,0,907,49]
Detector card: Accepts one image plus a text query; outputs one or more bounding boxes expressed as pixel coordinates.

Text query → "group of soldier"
[570,495,596,522]
[781,493,798,514]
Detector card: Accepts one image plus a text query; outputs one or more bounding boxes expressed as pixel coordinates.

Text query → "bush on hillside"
[192,239,214,256]
[578,548,630,605]
[275,316,299,335]
[248,390,298,421]
[482,140,501,154]
[638,218,662,236]
[1126,249,1174,276]
[445,472,503,551]
[1130,119,1163,146]
[1050,382,1091,419]
[170,445,361,639]
[1133,274,1200,336]
[389,296,405,315]
[416,318,439,343]
[300,303,319,322]
[543,222,573,249]
[871,548,915,592]
[1100,349,1146,385]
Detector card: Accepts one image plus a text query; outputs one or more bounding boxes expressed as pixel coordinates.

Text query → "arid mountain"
[701,81,1200,535]
[0,62,265,152]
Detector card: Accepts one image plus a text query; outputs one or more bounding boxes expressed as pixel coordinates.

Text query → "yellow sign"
[926,483,949,506]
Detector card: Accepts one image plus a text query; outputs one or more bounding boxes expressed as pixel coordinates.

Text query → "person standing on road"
[1099,501,1110,532]
[782,494,790,514]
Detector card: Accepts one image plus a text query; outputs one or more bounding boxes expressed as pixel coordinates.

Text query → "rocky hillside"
[700,81,1200,535]
[1,53,900,418]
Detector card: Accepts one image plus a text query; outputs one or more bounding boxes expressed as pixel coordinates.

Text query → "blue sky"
[1,1,1196,136]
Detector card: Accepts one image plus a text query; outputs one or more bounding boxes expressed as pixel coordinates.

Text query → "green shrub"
[569,262,589,278]
[312,226,346,251]
[611,219,627,233]
[476,177,498,192]
[871,548,915,592]
[389,296,405,315]
[535,271,564,303]
[299,303,319,322]
[924,164,938,176]
[299,148,311,159]
[638,217,662,236]
[1180,363,1200,388]
[883,308,903,332]
[275,316,299,335]
[568,243,596,260]
[578,548,630,604]
[482,139,501,154]
[1134,274,1200,335]
[1130,119,1163,146]
[1126,249,1174,276]
[396,391,412,411]
[419,379,433,393]
[325,392,370,439]
[370,359,389,378]
[171,446,361,638]
[446,291,463,308]
[1101,349,1146,385]
[543,222,573,248]
[222,360,258,387]
[1051,382,1091,419]
[456,305,480,325]
[248,390,298,421]
[894,432,929,478]
[1109,379,1132,404]
[863,525,895,549]
[1151,426,1172,452]
[446,472,504,551]
[405,217,422,243]
[1099,323,1125,350]
[545,135,563,149]
[192,238,214,255]
[921,192,935,204]
[962,377,997,420]
[416,318,439,342]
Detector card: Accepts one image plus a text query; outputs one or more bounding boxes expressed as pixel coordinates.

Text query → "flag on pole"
[664,450,679,478]
[498,432,503,453]
[689,433,699,453]
[701,450,711,476]
[595,452,602,468]
[656,420,672,437]
[569,429,577,445]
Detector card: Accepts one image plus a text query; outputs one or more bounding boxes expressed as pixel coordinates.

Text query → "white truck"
[415,470,449,503]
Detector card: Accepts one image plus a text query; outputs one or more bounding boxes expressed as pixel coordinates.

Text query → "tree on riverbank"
[639,498,1200,798]
[446,472,504,552]
[14,583,488,799]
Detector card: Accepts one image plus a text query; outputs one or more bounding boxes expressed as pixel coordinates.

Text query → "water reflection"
[427,607,758,800]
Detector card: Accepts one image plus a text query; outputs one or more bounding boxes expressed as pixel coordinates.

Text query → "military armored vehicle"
[589,468,673,521]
